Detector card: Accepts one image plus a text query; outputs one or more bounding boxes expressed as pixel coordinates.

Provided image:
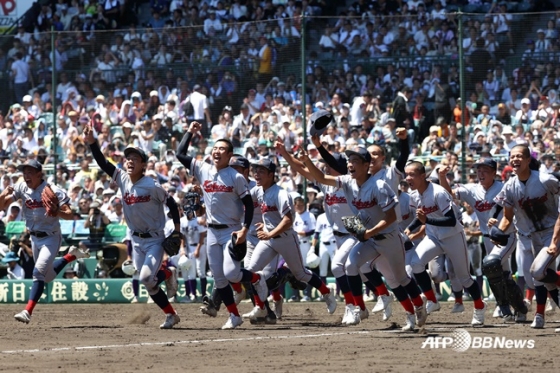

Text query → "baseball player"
[0,160,90,324]
[84,124,182,329]
[293,196,316,302]
[242,158,337,322]
[437,158,528,322]
[276,141,365,324]
[302,147,426,330]
[494,145,560,329]
[176,122,267,330]
[404,161,487,326]
[312,212,337,287]
[311,129,410,318]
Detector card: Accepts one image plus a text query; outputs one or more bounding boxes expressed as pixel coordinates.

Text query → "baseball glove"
[342,216,368,242]
[488,226,510,246]
[41,184,59,217]
[162,230,182,256]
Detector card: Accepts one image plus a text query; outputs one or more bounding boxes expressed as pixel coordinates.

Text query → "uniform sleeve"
[308,211,316,231]
[198,221,207,234]
[543,174,560,196]
[12,182,22,201]
[234,173,249,199]
[435,189,454,215]
[454,183,471,204]
[52,185,70,206]
[152,182,169,204]
[376,180,399,212]
[111,168,126,190]
[494,181,514,208]
[277,189,292,218]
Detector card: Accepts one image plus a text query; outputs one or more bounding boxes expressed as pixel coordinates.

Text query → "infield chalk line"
[1,331,371,355]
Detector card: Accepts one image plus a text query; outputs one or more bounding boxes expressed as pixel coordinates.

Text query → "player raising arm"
[1,160,90,324]
[84,124,182,329]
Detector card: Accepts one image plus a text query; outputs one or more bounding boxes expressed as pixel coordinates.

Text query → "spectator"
[2,252,24,279]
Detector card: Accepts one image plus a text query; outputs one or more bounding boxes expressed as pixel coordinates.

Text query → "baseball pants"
[298,238,312,266]
[244,233,279,281]
[429,255,462,293]
[130,233,165,295]
[246,231,312,283]
[331,235,357,278]
[319,239,337,278]
[410,232,474,289]
[516,233,535,290]
[483,236,515,273]
[346,231,411,289]
[529,228,557,290]
[31,233,64,283]
[208,225,245,288]
[468,241,483,277]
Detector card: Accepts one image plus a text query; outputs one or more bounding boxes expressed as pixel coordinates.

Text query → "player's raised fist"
[274,137,286,153]
[188,121,202,133]
[395,127,408,140]
[1,185,13,196]
[437,165,450,176]
[83,124,95,145]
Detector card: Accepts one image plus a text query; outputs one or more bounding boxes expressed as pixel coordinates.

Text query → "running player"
[302,147,426,330]
[176,122,267,330]
[84,124,182,329]
[495,145,560,328]
[1,160,90,324]
[405,161,487,326]
[242,158,337,322]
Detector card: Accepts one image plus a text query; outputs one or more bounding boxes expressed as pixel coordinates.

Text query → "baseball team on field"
[7,111,560,332]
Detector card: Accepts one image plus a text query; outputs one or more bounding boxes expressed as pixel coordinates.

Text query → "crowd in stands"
[0,0,558,228]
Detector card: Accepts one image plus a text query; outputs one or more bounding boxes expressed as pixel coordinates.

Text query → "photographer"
[13,232,33,279]
[84,201,111,250]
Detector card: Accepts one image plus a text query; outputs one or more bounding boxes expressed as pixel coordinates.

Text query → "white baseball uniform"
[315,213,336,278]
[293,209,316,265]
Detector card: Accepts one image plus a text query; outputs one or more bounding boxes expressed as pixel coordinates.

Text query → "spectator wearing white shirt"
[151,45,173,67]
[2,252,24,280]
[11,52,32,104]
[204,10,223,35]
[482,71,500,103]
[431,1,447,21]
[319,27,338,52]
[414,22,432,51]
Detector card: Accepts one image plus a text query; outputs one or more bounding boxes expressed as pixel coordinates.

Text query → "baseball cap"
[150,90,158,97]
[251,158,277,173]
[521,98,531,105]
[229,155,250,168]
[344,147,372,163]
[22,95,32,102]
[502,126,514,135]
[473,157,497,170]
[17,159,42,172]
[309,110,334,137]
[319,153,348,174]
[124,146,148,162]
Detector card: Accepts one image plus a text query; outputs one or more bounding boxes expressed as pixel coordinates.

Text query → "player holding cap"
[176,122,267,330]
[438,157,528,322]
[494,145,560,328]
[302,147,426,329]
[84,124,182,329]
[0,160,90,324]
[405,161,487,326]
[243,158,337,322]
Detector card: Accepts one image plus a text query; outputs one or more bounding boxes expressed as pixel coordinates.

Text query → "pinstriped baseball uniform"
[190,159,250,288]
[112,168,169,294]
[246,184,314,283]
[335,175,411,289]
[12,181,69,283]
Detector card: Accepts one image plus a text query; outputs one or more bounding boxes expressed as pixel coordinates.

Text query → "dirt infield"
[0,301,558,373]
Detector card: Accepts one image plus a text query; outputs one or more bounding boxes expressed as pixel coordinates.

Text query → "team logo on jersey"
[123,192,151,205]
[474,200,495,212]
[402,213,410,220]
[325,193,347,206]
[261,204,278,213]
[421,205,439,214]
[25,199,44,209]
[203,180,234,193]
[519,194,548,208]
[352,198,377,209]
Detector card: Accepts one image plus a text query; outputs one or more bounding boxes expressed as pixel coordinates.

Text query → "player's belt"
[29,231,49,238]
[208,224,229,229]
[333,231,349,237]
[372,234,386,241]
[133,231,153,238]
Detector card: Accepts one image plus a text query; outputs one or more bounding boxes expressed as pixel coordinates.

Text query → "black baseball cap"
[17,159,42,172]
[229,155,250,168]
[473,157,497,170]
[124,146,148,162]
[344,147,372,163]
[251,158,277,173]
[309,110,334,137]
[319,153,348,174]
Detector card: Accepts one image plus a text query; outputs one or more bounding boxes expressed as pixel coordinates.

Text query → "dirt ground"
[0,301,558,373]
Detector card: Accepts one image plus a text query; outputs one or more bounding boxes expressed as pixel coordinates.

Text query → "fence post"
[51,26,58,185]
[301,14,307,202]
[458,10,467,184]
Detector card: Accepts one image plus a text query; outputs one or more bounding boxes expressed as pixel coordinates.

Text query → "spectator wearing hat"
[515,97,533,126]
[534,95,554,125]
[84,200,111,248]
[2,252,24,279]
